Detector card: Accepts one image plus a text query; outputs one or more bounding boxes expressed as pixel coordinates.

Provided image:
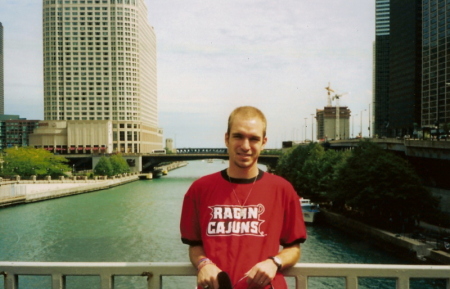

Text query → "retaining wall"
[0,175,139,207]
[321,210,450,264]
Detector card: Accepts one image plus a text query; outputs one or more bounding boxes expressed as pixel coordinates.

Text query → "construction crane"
[332,93,346,140]
[325,82,334,107]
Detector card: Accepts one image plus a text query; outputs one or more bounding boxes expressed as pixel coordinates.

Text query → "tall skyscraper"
[422,0,450,133]
[388,0,422,137]
[0,22,4,115]
[42,0,161,153]
[373,0,390,138]
[373,0,422,138]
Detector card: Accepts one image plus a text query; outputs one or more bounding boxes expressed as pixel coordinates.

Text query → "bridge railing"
[175,148,228,154]
[1,262,449,289]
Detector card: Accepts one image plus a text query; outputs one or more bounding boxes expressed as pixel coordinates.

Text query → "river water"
[0,160,446,289]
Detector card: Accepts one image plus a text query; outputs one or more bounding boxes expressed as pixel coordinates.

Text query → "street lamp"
[304,118,307,142]
[360,109,367,138]
[368,103,371,138]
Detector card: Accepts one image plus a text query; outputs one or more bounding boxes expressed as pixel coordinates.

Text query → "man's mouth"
[237,153,252,158]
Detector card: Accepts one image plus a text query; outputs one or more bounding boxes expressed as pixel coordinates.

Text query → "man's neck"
[227,166,259,179]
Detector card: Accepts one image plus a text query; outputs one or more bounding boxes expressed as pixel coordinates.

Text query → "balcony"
[1,262,449,289]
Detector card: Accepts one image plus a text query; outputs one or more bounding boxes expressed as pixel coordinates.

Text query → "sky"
[0,0,375,148]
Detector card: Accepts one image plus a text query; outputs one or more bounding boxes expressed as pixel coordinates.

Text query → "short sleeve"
[280,186,307,246]
[180,184,203,246]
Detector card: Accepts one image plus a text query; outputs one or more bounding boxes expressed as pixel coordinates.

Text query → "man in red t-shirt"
[180,106,307,289]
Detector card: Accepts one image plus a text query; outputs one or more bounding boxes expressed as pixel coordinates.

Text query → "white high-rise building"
[42,0,162,153]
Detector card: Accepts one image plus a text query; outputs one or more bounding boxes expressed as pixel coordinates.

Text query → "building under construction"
[316,106,351,141]
[316,84,352,141]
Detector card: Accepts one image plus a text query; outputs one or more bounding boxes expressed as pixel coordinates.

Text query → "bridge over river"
[140,152,279,173]
[298,138,450,191]
[326,138,450,161]
[62,148,279,174]
[61,140,450,189]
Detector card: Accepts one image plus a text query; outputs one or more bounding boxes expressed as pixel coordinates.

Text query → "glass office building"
[388,0,422,137]
[374,0,422,138]
[422,0,450,131]
[373,0,390,137]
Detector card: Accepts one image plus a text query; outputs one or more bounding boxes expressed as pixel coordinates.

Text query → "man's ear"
[225,133,229,147]
[262,136,268,147]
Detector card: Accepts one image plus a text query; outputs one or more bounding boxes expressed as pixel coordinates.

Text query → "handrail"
[1,262,449,289]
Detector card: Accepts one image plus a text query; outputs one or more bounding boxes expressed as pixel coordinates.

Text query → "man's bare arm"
[246,244,301,287]
[277,243,301,269]
[189,245,221,289]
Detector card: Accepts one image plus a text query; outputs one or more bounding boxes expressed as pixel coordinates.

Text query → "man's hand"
[246,244,301,288]
[197,263,221,289]
[245,259,278,288]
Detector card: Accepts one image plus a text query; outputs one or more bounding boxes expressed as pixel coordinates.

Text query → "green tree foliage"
[330,140,439,228]
[276,140,440,230]
[94,156,113,176]
[110,154,130,175]
[276,143,316,188]
[276,143,348,199]
[300,144,349,199]
[2,147,70,178]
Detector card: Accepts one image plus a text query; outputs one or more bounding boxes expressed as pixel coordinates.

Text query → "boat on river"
[300,198,320,223]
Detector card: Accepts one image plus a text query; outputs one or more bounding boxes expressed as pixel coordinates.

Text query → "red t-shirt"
[180,170,307,289]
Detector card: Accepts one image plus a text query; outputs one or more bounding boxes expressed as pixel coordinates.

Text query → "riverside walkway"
[0,173,139,208]
[0,161,188,208]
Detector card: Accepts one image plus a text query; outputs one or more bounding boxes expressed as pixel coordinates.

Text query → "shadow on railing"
[1,262,450,289]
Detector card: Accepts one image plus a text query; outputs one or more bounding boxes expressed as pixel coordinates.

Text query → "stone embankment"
[0,161,190,208]
[0,173,139,208]
[157,161,188,174]
[321,210,450,264]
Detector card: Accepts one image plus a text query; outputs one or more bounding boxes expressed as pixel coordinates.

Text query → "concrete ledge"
[428,249,450,264]
[0,176,139,208]
[405,139,450,149]
[321,210,450,264]
[0,196,27,207]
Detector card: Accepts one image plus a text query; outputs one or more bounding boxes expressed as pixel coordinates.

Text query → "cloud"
[1,1,43,119]
[1,0,375,147]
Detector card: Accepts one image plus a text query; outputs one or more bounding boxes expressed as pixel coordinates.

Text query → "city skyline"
[0,1,375,148]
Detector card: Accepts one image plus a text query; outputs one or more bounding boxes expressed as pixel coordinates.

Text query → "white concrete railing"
[1,262,449,289]
[0,175,139,205]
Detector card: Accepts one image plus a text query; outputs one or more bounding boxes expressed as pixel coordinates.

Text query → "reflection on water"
[0,160,446,289]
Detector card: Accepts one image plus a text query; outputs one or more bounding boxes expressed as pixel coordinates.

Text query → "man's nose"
[241,138,251,150]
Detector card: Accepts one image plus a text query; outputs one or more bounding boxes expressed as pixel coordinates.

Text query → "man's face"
[225,114,267,171]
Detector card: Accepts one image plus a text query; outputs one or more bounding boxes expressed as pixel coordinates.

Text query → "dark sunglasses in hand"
[217,271,274,289]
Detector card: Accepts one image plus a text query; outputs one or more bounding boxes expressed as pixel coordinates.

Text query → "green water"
[0,161,446,288]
